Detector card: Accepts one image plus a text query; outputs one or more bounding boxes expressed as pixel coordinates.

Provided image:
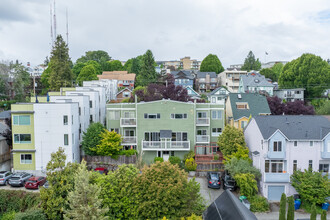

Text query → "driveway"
[0,184,40,192]
[190,176,223,206]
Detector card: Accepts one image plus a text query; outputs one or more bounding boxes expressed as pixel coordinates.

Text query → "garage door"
[268,186,285,201]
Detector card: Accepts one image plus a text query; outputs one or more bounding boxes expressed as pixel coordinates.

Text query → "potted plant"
[185,158,197,176]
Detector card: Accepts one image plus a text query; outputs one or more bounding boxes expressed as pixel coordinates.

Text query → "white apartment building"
[218,70,248,93]
[83,79,118,101]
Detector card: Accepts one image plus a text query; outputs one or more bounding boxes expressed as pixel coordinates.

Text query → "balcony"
[196,135,209,143]
[120,118,136,127]
[122,136,137,144]
[196,118,210,126]
[142,140,190,151]
[267,151,285,159]
[321,151,330,159]
[264,173,290,183]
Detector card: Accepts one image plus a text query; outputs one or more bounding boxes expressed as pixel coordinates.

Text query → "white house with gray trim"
[238,73,274,96]
[273,88,305,102]
[244,115,330,201]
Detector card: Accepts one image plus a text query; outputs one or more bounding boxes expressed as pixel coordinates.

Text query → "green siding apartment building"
[106,99,225,163]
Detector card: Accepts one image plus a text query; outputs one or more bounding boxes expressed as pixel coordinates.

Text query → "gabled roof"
[98,71,136,81]
[203,190,257,220]
[254,115,330,140]
[240,74,274,91]
[186,86,200,97]
[171,70,194,80]
[116,87,132,96]
[197,71,217,79]
[229,93,271,120]
[208,87,229,96]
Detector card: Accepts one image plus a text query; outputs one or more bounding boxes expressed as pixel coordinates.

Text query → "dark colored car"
[222,174,237,191]
[8,172,32,187]
[94,167,108,175]
[207,172,221,189]
[0,171,13,185]
[25,176,47,189]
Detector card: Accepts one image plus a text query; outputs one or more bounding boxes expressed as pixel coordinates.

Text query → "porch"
[195,144,224,171]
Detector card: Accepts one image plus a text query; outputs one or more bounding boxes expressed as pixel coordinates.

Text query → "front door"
[163,151,170,161]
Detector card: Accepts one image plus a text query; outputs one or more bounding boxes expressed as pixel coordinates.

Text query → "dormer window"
[236,102,249,109]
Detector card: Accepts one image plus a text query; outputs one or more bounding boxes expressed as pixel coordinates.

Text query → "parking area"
[0,184,40,192]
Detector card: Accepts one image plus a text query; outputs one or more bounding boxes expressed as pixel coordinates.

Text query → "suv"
[0,171,13,185]
[8,172,32,187]
[222,173,237,191]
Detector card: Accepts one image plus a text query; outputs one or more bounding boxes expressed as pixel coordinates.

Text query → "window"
[171,151,175,156]
[123,111,134,118]
[197,130,207,135]
[172,132,188,141]
[295,91,301,94]
[123,92,131,97]
[319,164,329,173]
[294,141,297,147]
[90,115,93,123]
[309,160,313,169]
[144,113,160,119]
[20,154,32,164]
[212,110,222,119]
[13,115,30,125]
[212,128,222,136]
[236,103,249,109]
[197,112,207,118]
[309,141,313,147]
[110,128,119,133]
[14,134,31,143]
[293,160,297,172]
[265,160,284,173]
[170,114,187,119]
[273,141,282,152]
[72,133,74,145]
[64,134,69,146]
[144,132,160,141]
[109,111,120,120]
[89,101,93,108]
[63,115,68,125]
[124,129,135,137]
[79,107,81,116]
[241,121,247,129]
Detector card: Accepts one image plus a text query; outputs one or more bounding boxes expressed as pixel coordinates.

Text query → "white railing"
[120,118,136,126]
[196,135,209,143]
[142,140,190,150]
[211,132,222,137]
[196,118,210,125]
[122,136,137,144]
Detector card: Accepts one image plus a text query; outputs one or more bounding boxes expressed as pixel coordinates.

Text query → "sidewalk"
[255,212,328,220]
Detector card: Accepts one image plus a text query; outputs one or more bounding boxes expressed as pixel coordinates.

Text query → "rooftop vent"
[254,79,260,83]
[238,94,242,99]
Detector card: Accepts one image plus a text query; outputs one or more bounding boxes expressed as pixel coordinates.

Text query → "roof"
[0,122,9,137]
[186,86,200,97]
[254,115,330,140]
[98,71,136,81]
[0,111,11,120]
[171,70,194,80]
[208,87,229,96]
[197,71,217,79]
[203,190,257,220]
[240,74,274,92]
[229,93,271,120]
[116,88,132,96]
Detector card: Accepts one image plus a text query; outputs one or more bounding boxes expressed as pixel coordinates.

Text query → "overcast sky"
[0,0,330,68]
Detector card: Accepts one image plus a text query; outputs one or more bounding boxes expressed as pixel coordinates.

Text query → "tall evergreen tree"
[137,50,158,86]
[131,55,143,75]
[321,210,327,220]
[287,196,294,220]
[200,54,224,74]
[47,35,73,91]
[241,51,261,71]
[12,63,30,101]
[64,160,108,220]
[279,193,286,220]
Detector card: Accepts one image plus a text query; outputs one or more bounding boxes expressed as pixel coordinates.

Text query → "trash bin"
[239,196,250,210]
[294,199,301,210]
[239,195,247,202]
[322,202,329,211]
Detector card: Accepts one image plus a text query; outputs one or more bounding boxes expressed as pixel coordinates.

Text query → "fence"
[82,155,137,171]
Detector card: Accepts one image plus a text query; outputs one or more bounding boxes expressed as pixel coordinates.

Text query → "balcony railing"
[267,151,285,159]
[122,136,137,144]
[211,132,222,137]
[196,135,209,143]
[196,118,210,126]
[120,118,136,127]
[264,173,290,183]
[142,140,190,151]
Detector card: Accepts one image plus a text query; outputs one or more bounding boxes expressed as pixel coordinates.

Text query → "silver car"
[0,171,13,185]
[8,172,32,187]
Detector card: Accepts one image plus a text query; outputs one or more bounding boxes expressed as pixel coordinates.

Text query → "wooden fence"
[82,155,137,171]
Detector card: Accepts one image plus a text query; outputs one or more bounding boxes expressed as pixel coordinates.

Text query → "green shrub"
[310,204,316,220]
[185,158,197,171]
[14,209,46,220]
[249,195,269,212]
[184,151,195,162]
[118,149,138,156]
[1,211,16,220]
[279,193,286,220]
[213,154,219,160]
[321,209,327,220]
[0,190,40,214]
[154,157,164,163]
[169,156,181,165]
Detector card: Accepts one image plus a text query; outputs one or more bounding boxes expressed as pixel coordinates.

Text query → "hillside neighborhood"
[1,1,330,219]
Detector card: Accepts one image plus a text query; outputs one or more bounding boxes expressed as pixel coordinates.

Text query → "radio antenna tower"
[66,8,69,45]
[53,0,57,39]
[50,3,53,47]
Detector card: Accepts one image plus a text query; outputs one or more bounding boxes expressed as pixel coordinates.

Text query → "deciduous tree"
[81,123,105,156]
[271,62,284,81]
[241,51,261,71]
[107,60,123,71]
[234,173,258,198]
[260,68,276,81]
[200,54,224,74]
[224,157,261,179]
[217,125,246,157]
[76,64,98,86]
[76,50,111,71]
[94,130,122,156]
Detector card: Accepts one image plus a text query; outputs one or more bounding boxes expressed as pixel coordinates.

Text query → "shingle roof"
[208,87,229,96]
[0,111,11,120]
[254,115,330,140]
[98,71,136,81]
[229,93,271,120]
[240,74,274,92]
[171,70,195,80]
[197,71,217,79]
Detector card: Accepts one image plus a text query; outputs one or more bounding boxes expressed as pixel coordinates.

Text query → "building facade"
[238,73,274,96]
[244,115,330,201]
[207,87,229,104]
[273,88,305,102]
[171,70,195,88]
[106,99,225,163]
[97,71,135,90]
[218,70,248,93]
[195,72,218,93]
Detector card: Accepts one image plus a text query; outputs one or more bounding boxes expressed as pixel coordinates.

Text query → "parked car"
[8,172,32,187]
[94,167,108,175]
[25,176,47,189]
[207,172,221,189]
[222,173,237,191]
[0,171,12,186]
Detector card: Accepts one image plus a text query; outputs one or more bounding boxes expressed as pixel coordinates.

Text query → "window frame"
[170,113,187,119]
[14,134,32,144]
[273,141,282,152]
[20,154,32,164]
[63,115,68,125]
[211,110,222,120]
[64,134,69,146]
[13,115,31,125]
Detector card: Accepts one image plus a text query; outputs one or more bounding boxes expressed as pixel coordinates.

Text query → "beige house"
[218,70,248,93]
[97,71,136,89]
[164,57,201,70]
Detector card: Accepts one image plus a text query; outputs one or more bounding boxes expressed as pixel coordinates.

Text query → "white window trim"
[13,115,31,125]
[20,154,32,164]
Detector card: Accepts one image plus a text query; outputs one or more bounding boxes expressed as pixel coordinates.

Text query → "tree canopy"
[279,53,330,99]
[76,64,98,86]
[107,60,123,71]
[76,50,111,71]
[94,130,122,156]
[241,51,261,71]
[267,97,315,115]
[137,50,158,86]
[200,54,224,74]
[217,125,246,157]
[81,123,106,156]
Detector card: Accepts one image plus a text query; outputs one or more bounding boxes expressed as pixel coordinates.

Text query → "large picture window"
[14,134,31,143]
[265,160,284,173]
[171,132,188,141]
[20,154,32,164]
[144,132,160,141]
[13,115,30,125]
[211,110,222,119]
[109,111,120,120]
